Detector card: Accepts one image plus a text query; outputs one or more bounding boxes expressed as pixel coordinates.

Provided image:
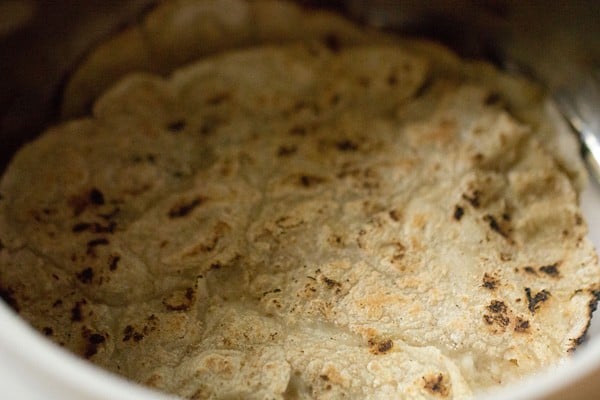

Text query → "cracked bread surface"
[1,22,599,400]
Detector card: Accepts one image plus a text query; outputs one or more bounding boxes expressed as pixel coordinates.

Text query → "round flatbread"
[1,41,599,399]
[1,2,599,399]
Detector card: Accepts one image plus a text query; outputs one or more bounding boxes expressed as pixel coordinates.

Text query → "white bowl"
[0,300,175,400]
[485,177,600,400]
[1,2,598,399]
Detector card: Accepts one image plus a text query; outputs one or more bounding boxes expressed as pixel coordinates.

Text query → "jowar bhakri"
[0,1,598,399]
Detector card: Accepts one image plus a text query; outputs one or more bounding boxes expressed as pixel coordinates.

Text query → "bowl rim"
[0,302,175,400]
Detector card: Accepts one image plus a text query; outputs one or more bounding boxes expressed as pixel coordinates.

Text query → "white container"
[0,2,598,399]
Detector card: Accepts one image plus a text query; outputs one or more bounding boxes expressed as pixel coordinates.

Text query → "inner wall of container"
[0,0,154,172]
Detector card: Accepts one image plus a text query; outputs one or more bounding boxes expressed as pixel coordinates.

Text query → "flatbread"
[60,0,587,193]
[1,39,599,399]
[59,0,393,119]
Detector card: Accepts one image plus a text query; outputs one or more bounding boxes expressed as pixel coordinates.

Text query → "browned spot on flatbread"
[321,276,341,289]
[72,221,117,234]
[482,273,499,290]
[298,174,327,188]
[168,197,206,218]
[82,326,106,359]
[523,266,537,275]
[483,214,512,241]
[488,300,507,313]
[389,242,406,268]
[68,188,105,216]
[166,119,186,133]
[123,315,159,343]
[387,70,398,86]
[525,288,550,313]
[539,263,560,277]
[199,115,223,135]
[462,190,481,208]
[484,92,502,106]
[72,222,91,232]
[205,91,231,105]
[369,338,393,355]
[123,325,144,342]
[108,255,120,271]
[89,188,105,205]
[423,373,450,397]
[453,205,464,221]
[76,267,94,284]
[335,139,358,152]
[183,222,230,257]
[389,209,402,222]
[86,238,109,256]
[514,317,530,333]
[483,300,510,329]
[71,299,87,322]
[277,145,297,157]
[323,32,341,53]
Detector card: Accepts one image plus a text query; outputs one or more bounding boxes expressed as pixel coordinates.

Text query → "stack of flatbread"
[0,1,598,399]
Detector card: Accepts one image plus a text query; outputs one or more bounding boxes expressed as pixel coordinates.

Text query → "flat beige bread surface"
[1,2,599,399]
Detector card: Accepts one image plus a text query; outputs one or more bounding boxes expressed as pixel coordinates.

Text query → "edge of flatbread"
[59,0,587,193]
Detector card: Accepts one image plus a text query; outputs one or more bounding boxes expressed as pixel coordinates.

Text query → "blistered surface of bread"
[1,42,599,399]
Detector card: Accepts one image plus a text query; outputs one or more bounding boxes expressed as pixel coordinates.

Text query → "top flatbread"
[60,0,587,193]
[59,0,392,118]
[1,1,599,399]
[1,39,599,399]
